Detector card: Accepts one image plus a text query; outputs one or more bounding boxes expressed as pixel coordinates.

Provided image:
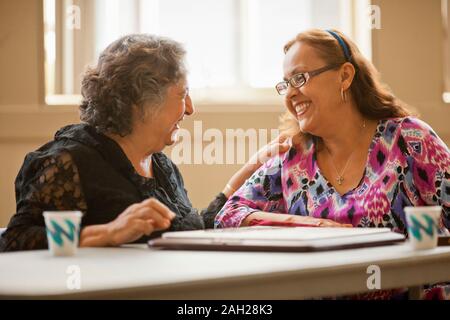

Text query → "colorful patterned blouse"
[215,117,450,233]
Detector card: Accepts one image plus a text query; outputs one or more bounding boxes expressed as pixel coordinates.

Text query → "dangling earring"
[341,87,347,103]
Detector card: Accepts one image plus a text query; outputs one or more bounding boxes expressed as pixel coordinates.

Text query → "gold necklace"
[324,120,366,186]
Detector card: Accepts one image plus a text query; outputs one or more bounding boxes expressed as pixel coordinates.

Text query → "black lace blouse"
[0,124,227,251]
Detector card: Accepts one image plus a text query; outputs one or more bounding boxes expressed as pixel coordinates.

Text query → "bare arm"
[241,211,352,227]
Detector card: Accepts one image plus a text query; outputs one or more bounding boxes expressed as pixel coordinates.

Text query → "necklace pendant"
[336,176,344,185]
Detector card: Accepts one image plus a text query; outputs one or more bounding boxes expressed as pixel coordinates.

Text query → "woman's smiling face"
[136,79,194,153]
[283,41,343,136]
[157,79,193,147]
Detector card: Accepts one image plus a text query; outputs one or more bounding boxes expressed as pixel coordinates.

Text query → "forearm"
[241,211,352,228]
[79,224,113,247]
[240,211,293,226]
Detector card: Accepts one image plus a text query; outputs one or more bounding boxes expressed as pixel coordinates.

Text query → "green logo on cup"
[46,219,78,247]
[408,214,436,241]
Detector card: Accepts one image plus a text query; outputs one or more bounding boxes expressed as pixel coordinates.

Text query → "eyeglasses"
[275,63,343,95]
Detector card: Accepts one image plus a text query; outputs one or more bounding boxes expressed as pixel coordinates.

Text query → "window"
[43,0,372,106]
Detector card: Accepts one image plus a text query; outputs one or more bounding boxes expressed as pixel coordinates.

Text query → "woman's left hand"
[249,134,291,167]
[223,135,291,198]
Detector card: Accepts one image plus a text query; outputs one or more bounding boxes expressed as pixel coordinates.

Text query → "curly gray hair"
[79,34,187,136]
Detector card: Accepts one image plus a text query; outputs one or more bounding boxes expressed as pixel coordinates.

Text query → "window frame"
[42,0,373,112]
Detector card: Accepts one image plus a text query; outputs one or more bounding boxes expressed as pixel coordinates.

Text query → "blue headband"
[326,30,351,62]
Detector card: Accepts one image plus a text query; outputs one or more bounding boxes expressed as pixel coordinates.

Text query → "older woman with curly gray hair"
[0,34,289,251]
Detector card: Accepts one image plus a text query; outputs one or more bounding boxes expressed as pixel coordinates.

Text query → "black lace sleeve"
[201,193,228,229]
[0,151,87,252]
[160,157,227,230]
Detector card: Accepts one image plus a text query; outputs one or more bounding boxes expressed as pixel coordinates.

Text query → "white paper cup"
[43,211,82,256]
[405,206,441,250]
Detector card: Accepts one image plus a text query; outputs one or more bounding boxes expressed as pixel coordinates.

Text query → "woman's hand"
[248,134,291,167]
[223,135,291,197]
[104,198,176,246]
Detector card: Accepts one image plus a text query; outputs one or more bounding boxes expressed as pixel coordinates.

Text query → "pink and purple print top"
[215,117,450,234]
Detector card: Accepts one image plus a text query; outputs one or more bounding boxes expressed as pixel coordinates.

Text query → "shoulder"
[397,117,438,139]
[384,117,449,166]
[381,116,438,139]
[382,116,446,146]
[25,125,101,166]
[20,141,76,175]
[279,135,314,168]
[17,124,103,179]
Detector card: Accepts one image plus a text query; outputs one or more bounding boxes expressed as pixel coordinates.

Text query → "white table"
[1,243,450,299]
